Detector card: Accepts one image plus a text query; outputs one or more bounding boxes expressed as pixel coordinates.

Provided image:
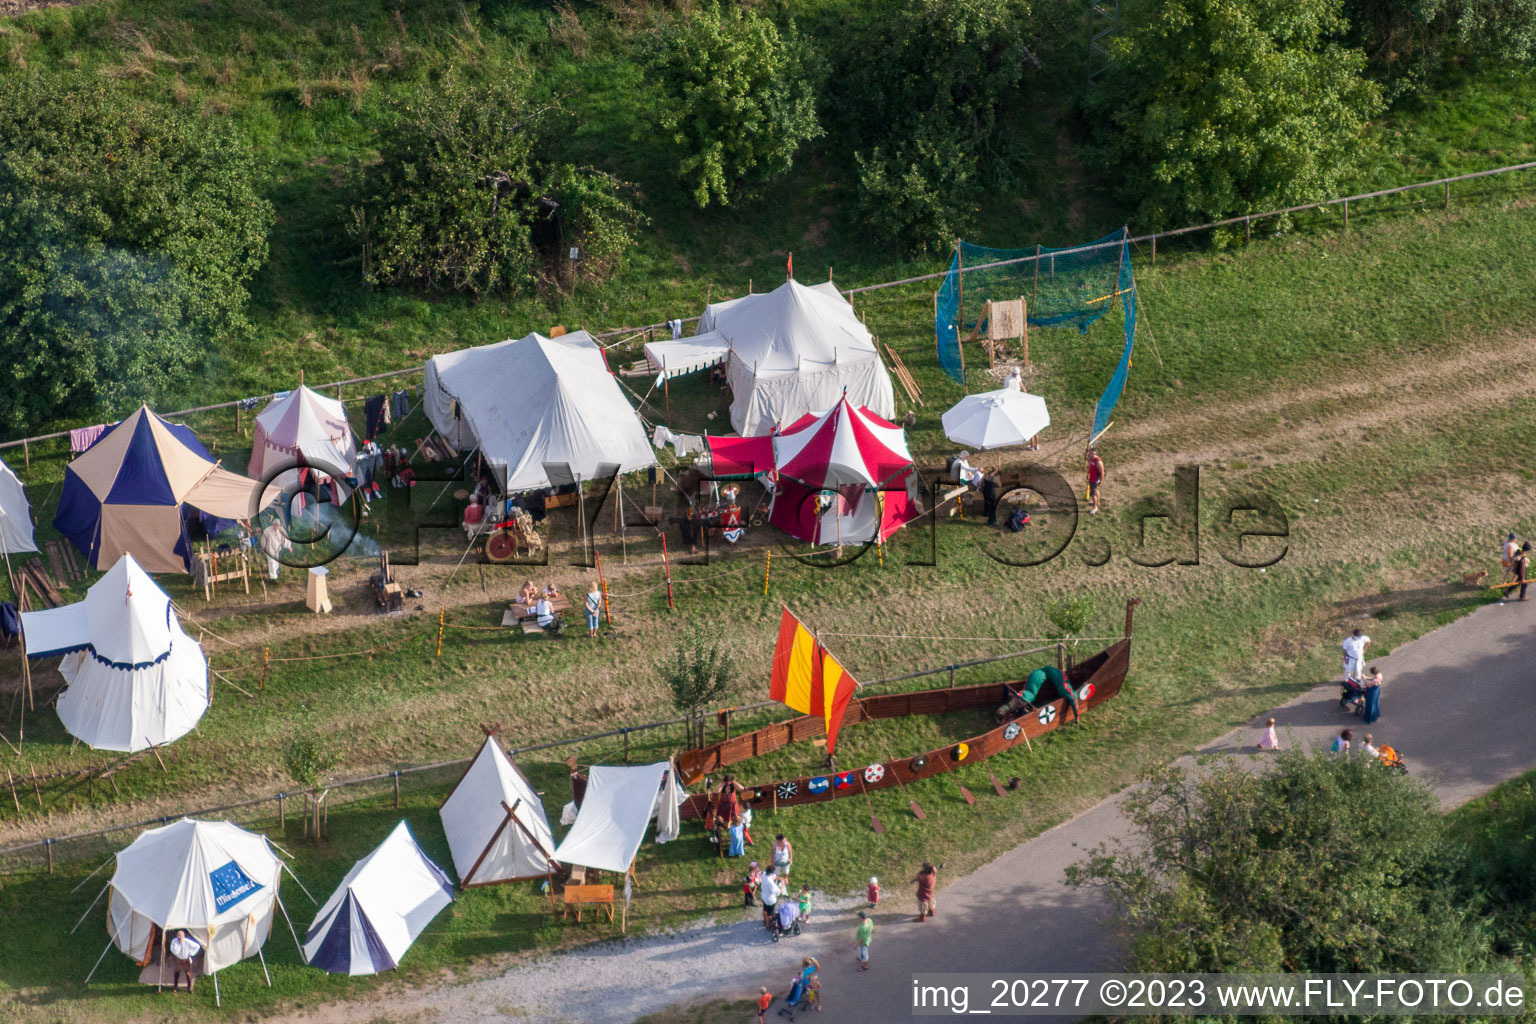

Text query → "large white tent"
[551,762,684,874]
[438,736,558,886]
[423,331,656,491]
[21,553,208,752]
[249,385,358,481]
[0,455,37,555]
[102,819,285,996]
[303,821,453,975]
[698,280,896,435]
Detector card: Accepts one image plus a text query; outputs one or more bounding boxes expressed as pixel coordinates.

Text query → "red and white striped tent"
[249,385,357,482]
[706,396,917,546]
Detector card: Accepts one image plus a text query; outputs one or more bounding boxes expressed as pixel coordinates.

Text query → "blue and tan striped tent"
[54,406,262,574]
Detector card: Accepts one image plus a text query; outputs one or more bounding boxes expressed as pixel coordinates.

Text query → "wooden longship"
[676,599,1139,818]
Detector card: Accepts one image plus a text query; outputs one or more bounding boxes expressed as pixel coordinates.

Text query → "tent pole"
[83,916,127,986]
[275,894,305,955]
[212,970,221,1007]
[258,946,272,987]
[71,882,111,934]
[158,932,166,992]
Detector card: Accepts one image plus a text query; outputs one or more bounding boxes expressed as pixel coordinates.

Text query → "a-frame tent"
[438,736,558,887]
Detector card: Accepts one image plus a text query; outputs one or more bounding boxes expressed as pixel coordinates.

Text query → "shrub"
[1090,0,1383,229]
[650,2,821,207]
[1045,595,1096,637]
[284,734,342,790]
[355,71,641,296]
[834,0,1036,252]
[662,623,738,717]
[1068,751,1497,975]
[0,76,271,437]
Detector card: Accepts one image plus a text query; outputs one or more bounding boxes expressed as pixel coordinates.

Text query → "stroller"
[777,975,815,1019]
[1339,677,1366,715]
[1376,744,1408,775]
[770,898,802,942]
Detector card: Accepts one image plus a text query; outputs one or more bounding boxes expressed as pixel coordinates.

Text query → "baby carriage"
[770,898,802,942]
[777,976,814,1019]
[1376,744,1408,775]
[1339,677,1366,714]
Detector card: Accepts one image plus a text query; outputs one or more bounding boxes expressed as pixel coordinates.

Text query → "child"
[756,986,772,1023]
[1360,733,1379,757]
[743,862,761,907]
[584,581,601,638]
[797,885,813,922]
[855,910,874,970]
[1258,717,1280,751]
[867,876,881,908]
[1332,728,1353,756]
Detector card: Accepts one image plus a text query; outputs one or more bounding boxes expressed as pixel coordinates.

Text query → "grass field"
[4,0,1536,1019]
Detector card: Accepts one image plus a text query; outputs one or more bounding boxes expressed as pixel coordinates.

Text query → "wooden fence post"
[1343,199,1349,231]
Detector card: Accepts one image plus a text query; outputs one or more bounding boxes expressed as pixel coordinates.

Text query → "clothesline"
[818,632,1125,643]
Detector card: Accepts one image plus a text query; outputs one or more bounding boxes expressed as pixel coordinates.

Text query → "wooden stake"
[660,535,674,611]
[7,768,19,814]
[762,550,770,595]
[436,606,445,657]
[259,647,270,692]
[596,550,612,623]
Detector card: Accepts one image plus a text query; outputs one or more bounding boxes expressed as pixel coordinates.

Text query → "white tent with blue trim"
[20,553,208,752]
[303,821,453,975]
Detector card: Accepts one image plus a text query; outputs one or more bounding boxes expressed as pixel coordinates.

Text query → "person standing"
[855,910,874,970]
[1363,666,1385,724]
[1086,449,1105,514]
[913,862,937,921]
[771,833,793,880]
[1502,532,1520,583]
[259,518,289,581]
[759,865,781,928]
[1341,629,1370,684]
[1508,543,1531,602]
[981,470,1000,527]
[168,929,201,994]
[585,581,601,638]
[756,986,773,1023]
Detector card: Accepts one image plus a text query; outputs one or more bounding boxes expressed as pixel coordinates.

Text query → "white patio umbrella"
[940,389,1050,450]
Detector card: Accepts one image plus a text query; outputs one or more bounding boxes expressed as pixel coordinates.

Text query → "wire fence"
[2,160,1534,459]
[0,642,1081,873]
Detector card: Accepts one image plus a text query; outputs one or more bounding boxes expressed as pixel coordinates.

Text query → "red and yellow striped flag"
[769,607,858,753]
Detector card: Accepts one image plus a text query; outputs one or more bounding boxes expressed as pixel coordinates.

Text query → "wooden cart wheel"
[485,528,518,563]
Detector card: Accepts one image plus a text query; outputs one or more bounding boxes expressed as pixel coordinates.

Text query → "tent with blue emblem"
[92,818,295,1003]
[303,821,454,975]
[53,405,263,574]
[20,553,208,752]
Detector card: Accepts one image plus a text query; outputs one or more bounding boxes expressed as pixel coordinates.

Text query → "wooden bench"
[562,883,615,923]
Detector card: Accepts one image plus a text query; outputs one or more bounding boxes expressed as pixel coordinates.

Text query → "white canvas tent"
[698,280,896,435]
[643,329,731,383]
[21,553,208,752]
[97,818,287,1002]
[249,385,358,481]
[438,736,558,886]
[423,331,656,491]
[303,821,453,975]
[552,762,684,874]
[0,455,37,556]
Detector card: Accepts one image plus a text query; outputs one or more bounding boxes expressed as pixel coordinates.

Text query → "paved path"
[389,598,1536,1024]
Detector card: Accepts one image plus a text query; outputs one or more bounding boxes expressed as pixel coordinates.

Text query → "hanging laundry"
[364,394,390,439]
[69,423,111,454]
[391,389,411,420]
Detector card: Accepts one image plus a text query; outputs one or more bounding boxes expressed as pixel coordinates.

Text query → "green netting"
[935,228,1134,439]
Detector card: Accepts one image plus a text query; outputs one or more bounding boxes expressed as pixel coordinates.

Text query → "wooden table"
[562,883,615,923]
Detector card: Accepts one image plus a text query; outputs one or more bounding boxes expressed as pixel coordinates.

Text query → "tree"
[1091,0,1383,230]
[285,733,342,841]
[662,624,738,748]
[650,3,821,208]
[355,72,641,296]
[0,77,271,438]
[1045,595,1096,638]
[1067,751,1496,978]
[835,0,1036,252]
[1340,0,1536,98]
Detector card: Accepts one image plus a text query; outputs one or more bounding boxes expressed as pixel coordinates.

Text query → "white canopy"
[941,389,1051,450]
[0,455,37,554]
[21,554,208,752]
[249,385,358,481]
[423,331,656,491]
[107,818,282,975]
[699,280,896,435]
[643,330,731,383]
[438,736,558,886]
[303,821,453,975]
[552,762,684,873]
